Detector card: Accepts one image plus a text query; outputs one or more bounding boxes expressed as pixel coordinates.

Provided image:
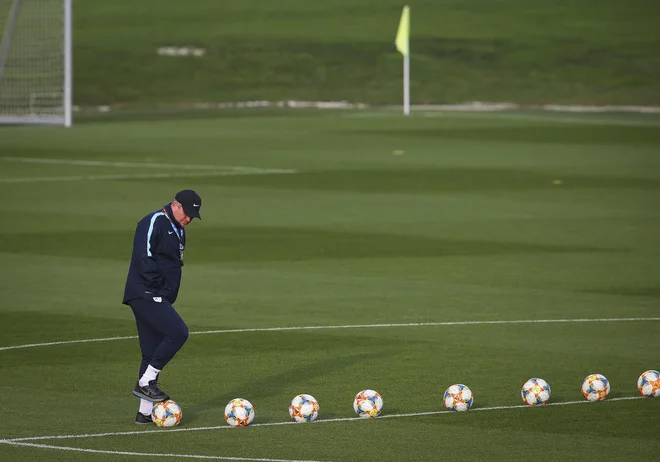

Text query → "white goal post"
[0,0,72,126]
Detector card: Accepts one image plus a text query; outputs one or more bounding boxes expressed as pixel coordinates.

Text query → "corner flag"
[395,6,410,115]
[395,6,410,57]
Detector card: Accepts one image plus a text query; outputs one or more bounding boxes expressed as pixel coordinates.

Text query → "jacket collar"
[163,203,183,230]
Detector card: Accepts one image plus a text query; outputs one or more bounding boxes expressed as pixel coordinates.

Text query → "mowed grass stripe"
[1,115,658,460]
[1,157,266,171]
[0,441,327,462]
[343,110,660,127]
[0,169,297,184]
[1,317,658,351]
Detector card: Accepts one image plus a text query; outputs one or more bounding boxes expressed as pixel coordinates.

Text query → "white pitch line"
[189,317,660,336]
[1,396,645,444]
[0,335,138,351]
[1,317,658,352]
[0,168,296,184]
[1,157,267,171]
[0,441,326,462]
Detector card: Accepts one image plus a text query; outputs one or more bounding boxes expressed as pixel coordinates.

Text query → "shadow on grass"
[1,224,619,263]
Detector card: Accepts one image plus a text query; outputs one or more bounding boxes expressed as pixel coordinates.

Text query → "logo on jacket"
[153,297,162,303]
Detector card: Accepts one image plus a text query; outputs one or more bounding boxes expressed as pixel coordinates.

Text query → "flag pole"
[395,6,410,116]
[403,53,410,116]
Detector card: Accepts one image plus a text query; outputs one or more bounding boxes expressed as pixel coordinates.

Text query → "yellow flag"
[395,6,410,57]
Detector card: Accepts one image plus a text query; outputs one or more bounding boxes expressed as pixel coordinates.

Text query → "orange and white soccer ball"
[289,394,320,423]
[521,378,551,405]
[443,384,474,411]
[152,400,182,428]
[637,370,660,398]
[224,398,255,427]
[581,374,610,401]
[353,389,383,418]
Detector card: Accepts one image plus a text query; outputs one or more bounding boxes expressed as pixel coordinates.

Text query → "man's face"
[172,201,192,227]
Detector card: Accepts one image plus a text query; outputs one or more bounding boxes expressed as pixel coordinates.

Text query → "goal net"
[0,0,71,126]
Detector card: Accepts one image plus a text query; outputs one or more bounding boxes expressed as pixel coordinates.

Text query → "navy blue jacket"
[123,204,186,305]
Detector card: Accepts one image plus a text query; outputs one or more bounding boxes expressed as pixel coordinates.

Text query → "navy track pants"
[128,297,189,377]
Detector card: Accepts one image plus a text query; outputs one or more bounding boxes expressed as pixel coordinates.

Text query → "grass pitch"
[73,0,660,106]
[0,110,659,460]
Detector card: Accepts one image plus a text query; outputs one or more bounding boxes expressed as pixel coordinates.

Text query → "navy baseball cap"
[175,190,202,219]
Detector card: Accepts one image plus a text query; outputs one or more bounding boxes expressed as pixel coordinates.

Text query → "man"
[123,189,202,424]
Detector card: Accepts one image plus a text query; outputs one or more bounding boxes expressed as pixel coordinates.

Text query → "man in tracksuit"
[123,189,202,424]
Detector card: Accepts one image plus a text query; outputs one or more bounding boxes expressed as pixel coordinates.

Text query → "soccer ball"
[443,384,474,412]
[151,400,182,428]
[637,370,660,398]
[224,398,255,427]
[289,394,319,423]
[353,389,383,418]
[581,374,610,401]
[521,378,551,405]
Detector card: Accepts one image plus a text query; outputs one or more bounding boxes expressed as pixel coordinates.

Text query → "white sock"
[138,365,161,387]
[139,399,154,416]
